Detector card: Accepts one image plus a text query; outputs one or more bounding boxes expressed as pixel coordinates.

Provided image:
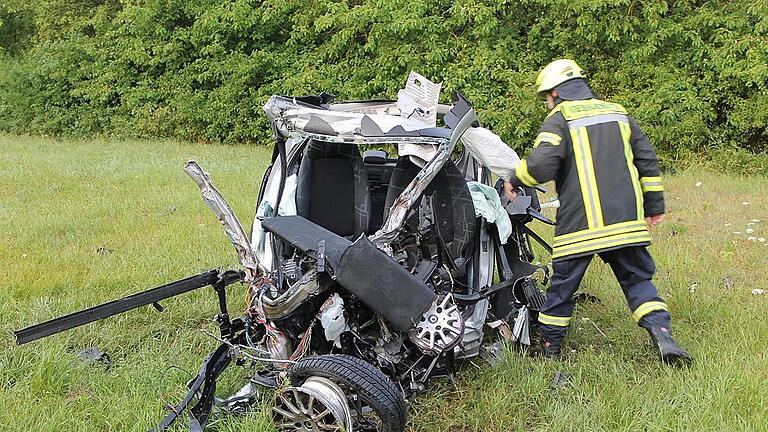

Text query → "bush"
[1,0,767,156]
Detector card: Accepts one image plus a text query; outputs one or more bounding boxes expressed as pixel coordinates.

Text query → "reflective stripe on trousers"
[539,246,672,345]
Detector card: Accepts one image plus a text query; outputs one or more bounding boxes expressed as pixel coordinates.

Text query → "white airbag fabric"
[461,127,521,181]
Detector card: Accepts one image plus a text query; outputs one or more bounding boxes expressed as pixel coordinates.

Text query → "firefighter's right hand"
[646,214,664,228]
[503,181,517,202]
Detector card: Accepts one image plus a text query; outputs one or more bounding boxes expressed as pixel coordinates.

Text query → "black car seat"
[296,141,371,238]
[384,157,477,261]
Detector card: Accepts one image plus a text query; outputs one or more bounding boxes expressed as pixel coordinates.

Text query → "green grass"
[2,135,767,431]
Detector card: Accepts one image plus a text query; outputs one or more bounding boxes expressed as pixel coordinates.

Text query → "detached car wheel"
[272,354,407,432]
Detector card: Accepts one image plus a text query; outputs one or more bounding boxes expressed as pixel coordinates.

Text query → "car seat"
[295,141,371,238]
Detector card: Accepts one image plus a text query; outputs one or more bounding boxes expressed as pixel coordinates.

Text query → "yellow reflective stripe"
[515,160,538,186]
[553,220,648,247]
[640,176,664,193]
[546,105,561,118]
[580,127,604,227]
[554,219,648,242]
[632,301,668,322]
[620,121,643,221]
[568,114,628,128]
[570,127,593,228]
[571,126,603,228]
[552,231,651,259]
[538,313,572,327]
[559,99,628,120]
[534,132,562,148]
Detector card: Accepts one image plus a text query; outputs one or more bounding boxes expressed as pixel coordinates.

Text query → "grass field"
[2,134,767,431]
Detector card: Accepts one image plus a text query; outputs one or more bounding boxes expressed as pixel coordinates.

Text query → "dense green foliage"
[1,0,767,155]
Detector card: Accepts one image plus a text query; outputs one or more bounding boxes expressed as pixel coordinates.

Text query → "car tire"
[288,354,407,432]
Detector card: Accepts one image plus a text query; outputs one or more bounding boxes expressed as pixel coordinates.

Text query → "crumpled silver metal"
[370,106,479,246]
[185,160,260,281]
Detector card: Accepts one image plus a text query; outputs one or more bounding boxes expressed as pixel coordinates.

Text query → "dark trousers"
[538,246,671,345]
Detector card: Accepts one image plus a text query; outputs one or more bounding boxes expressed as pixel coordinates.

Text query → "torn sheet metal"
[264,72,443,139]
[264,96,434,138]
[262,269,326,320]
[371,98,479,246]
[77,347,111,370]
[512,306,530,346]
[185,161,259,280]
[480,341,505,367]
[549,370,572,389]
[399,143,438,167]
[454,299,489,359]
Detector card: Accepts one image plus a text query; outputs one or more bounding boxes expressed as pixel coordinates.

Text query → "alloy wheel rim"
[272,377,353,431]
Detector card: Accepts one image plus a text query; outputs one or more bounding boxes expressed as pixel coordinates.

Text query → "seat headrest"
[362,150,388,165]
[306,141,360,159]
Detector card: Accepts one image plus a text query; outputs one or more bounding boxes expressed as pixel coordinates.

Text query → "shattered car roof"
[264,72,456,144]
[264,96,452,142]
[263,72,522,182]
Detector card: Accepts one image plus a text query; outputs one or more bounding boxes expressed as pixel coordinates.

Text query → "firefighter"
[504,59,691,365]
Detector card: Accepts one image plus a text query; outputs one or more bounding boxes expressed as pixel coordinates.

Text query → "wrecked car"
[16,73,554,432]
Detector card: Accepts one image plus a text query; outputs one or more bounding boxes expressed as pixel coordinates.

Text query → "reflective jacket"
[509,98,664,261]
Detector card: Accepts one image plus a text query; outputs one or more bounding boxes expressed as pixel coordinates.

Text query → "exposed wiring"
[199,329,297,366]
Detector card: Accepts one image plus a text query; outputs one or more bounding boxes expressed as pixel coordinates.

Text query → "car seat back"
[296,141,370,238]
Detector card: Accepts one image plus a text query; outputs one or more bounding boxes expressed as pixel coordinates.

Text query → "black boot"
[646,326,692,366]
[541,338,562,360]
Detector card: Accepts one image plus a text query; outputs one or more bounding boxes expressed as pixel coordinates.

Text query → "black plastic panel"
[336,236,437,331]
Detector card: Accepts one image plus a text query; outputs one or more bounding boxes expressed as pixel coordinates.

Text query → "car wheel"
[272,354,407,432]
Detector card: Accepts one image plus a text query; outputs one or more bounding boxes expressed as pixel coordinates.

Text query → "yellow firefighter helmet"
[535,59,585,97]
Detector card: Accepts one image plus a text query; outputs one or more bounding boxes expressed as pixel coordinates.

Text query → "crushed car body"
[15,72,553,432]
